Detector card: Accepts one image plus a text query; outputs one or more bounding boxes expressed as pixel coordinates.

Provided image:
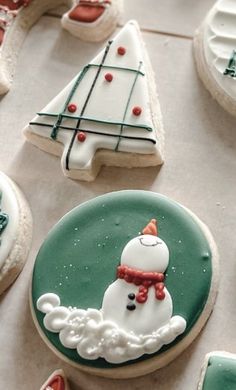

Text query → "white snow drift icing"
[37,293,186,364]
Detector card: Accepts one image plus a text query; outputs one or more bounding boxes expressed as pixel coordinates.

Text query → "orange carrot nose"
[142,219,158,236]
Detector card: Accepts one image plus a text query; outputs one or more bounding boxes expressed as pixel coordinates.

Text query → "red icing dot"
[142,280,152,288]
[133,277,142,285]
[77,132,86,142]
[139,286,148,293]
[105,73,113,82]
[156,291,165,300]
[136,293,148,304]
[124,274,133,283]
[155,282,164,290]
[132,106,142,116]
[117,46,126,55]
[68,103,77,113]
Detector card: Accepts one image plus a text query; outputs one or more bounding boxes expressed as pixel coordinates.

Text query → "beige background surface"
[1,0,235,389]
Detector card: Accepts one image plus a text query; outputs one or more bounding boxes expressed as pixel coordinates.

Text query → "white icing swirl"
[204,0,236,99]
[37,293,186,364]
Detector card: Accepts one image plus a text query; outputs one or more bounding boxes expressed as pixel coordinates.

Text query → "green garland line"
[88,63,145,76]
[0,192,9,242]
[29,121,156,144]
[223,50,236,78]
[51,65,90,140]
[36,112,153,132]
[48,61,145,141]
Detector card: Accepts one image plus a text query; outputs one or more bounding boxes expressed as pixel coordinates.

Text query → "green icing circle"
[32,191,213,369]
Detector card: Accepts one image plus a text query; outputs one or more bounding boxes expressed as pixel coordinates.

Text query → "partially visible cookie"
[198,351,236,389]
[194,0,236,116]
[0,172,32,295]
[24,21,164,181]
[61,0,123,42]
[0,0,72,95]
[40,369,70,390]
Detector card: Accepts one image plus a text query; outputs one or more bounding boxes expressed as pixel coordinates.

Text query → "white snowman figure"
[102,219,176,336]
[37,218,187,363]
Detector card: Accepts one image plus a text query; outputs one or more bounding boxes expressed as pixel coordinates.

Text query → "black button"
[128,293,135,300]
[126,303,136,311]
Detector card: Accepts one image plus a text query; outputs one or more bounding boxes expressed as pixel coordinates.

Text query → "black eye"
[128,293,135,300]
[126,303,136,311]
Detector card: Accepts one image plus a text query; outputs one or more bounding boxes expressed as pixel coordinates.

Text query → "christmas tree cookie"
[61,0,123,42]
[0,0,72,95]
[0,172,32,295]
[198,352,236,389]
[24,21,164,181]
[30,191,219,378]
[194,0,236,116]
[40,369,70,390]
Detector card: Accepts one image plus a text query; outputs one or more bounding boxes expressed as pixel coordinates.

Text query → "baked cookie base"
[61,0,123,42]
[0,173,32,296]
[193,24,236,117]
[24,129,163,182]
[0,0,72,95]
[30,204,219,379]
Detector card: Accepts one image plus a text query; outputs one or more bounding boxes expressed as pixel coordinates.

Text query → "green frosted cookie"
[198,352,236,390]
[30,190,219,378]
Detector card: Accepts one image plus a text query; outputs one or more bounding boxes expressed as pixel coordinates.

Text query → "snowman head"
[120,219,169,272]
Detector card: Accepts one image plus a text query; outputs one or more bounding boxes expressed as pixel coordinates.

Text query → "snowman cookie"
[61,0,123,42]
[23,21,164,181]
[198,352,236,390]
[194,0,236,116]
[31,191,219,378]
[0,172,32,295]
[0,0,72,95]
[40,369,70,390]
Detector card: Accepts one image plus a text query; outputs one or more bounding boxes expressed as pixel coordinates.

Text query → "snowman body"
[102,234,174,336]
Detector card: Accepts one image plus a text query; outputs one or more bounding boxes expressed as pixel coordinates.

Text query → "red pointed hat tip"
[46,375,65,390]
[142,219,158,236]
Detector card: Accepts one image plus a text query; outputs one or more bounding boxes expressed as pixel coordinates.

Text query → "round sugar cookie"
[194,0,236,116]
[0,0,72,95]
[0,172,32,295]
[30,191,219,378]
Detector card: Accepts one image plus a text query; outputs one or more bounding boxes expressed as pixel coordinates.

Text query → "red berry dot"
[132,106,142,116]
[117,46,126,56]
[105,73,113,82]
[136,293,147,304]
[68,103,77,113]
[77,132,86,142]
[156,291,165,300]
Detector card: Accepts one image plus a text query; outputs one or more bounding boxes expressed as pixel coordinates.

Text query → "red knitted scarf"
[117,265,166,303]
